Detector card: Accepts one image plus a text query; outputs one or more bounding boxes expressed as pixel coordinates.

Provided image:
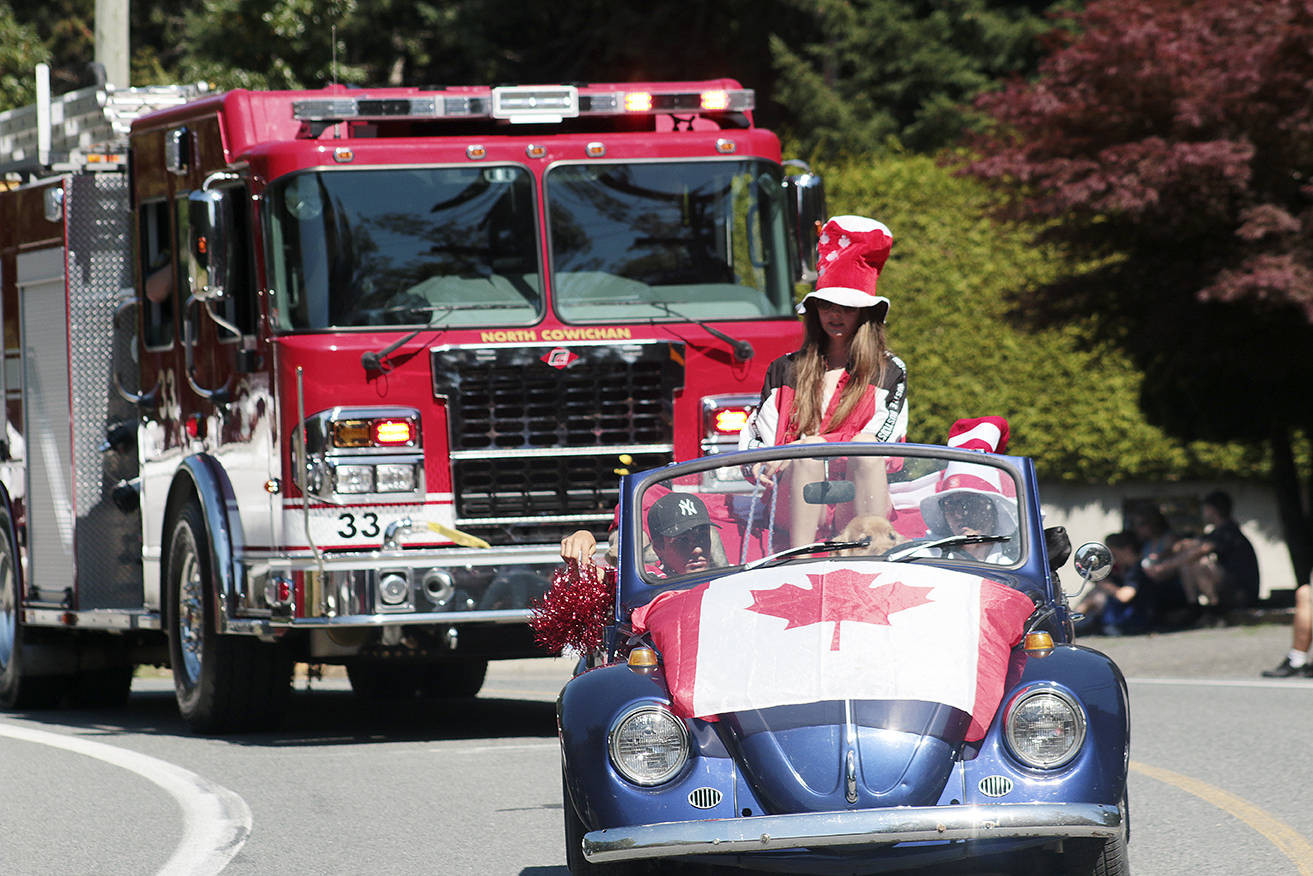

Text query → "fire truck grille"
[435,343,685,541]
[434,343,684,451]
[453,450,672,527]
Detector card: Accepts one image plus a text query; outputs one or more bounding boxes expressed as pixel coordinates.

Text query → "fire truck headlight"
[375,463,417,493]
[334,464,375,494]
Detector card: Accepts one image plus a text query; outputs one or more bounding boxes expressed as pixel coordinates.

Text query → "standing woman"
[738,215,907,545]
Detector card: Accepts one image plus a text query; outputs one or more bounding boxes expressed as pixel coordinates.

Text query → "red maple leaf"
[747,569,934,651]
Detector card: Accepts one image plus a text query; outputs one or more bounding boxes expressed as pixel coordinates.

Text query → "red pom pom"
[528,561,617,653]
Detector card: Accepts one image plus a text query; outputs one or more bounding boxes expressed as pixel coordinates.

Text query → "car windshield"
[634,447,1025,585]
[546,160,797,322]
[264,166,541,330]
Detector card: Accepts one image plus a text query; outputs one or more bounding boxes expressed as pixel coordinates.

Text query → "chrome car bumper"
[584,802,1121,863]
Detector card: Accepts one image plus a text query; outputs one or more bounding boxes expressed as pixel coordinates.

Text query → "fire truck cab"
[0,69,823,732]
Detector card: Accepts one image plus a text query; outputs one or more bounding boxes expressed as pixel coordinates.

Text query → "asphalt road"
[1,623,1310,875]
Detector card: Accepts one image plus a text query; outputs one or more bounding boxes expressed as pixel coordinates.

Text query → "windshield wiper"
[885,534,1011,563]
[360,302,522,373]
[649,300,754,362]
[744,535,871,570]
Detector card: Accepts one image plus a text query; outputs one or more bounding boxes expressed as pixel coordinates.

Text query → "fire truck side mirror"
[188,188,232,300]
[782,160,826,284]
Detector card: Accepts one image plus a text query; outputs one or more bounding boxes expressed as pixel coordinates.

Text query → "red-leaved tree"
[968,0,1313,583]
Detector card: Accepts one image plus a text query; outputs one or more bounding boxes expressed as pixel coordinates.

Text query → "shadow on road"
[5,685,561,747]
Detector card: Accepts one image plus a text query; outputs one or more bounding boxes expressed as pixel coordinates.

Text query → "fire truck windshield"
[264,165,542,330]
[547,160,797,322]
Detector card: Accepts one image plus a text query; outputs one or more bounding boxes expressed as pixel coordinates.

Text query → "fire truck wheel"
[0,510,68,709]
[420,659,488,698]
[166,498,292,733]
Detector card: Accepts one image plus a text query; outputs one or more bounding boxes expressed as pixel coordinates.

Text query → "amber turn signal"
[627,647,659,672]
[1024,631,1055,657]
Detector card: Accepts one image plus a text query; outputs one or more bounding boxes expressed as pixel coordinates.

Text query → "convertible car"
[555,439,1129,875]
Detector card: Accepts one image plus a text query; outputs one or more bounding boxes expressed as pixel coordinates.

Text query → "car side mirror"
[188,187,233,300]
[782,160,826,283]
[1073,542,1113,583]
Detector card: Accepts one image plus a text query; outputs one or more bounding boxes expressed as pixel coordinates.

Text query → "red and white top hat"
[796,215,894,321]
[920,417,1017,534]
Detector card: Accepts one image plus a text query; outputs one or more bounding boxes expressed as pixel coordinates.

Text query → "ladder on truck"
[0,76,205,176]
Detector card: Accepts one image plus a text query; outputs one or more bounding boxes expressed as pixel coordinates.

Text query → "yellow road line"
[1131,760,1313,876]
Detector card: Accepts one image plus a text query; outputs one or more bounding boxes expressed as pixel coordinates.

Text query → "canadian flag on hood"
[630,561,1036,741]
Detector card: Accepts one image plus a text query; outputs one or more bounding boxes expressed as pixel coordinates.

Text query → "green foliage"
[0,6,47,109]
[817,151,1263,483]
[771,0,1063,155]
[177,0,366,90]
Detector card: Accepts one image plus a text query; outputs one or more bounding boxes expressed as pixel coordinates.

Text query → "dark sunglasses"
[662,528,711,550]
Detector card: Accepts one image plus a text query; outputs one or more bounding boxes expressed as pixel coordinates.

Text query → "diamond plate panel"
[62,173,142,608]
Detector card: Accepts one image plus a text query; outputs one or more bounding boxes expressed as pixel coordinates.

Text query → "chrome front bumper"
[584,802,1121,863]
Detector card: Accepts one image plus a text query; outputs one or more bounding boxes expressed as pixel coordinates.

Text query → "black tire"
[420,660,488,698]
[1063,796,1130,876]
[167,498,291,733]
[0,510,66,709]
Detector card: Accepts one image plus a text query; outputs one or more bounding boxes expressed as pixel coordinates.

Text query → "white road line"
[1126,676,1313,690]
[0,721,250,876]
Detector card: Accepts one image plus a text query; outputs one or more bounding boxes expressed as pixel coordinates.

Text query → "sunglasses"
[661,528,711,551]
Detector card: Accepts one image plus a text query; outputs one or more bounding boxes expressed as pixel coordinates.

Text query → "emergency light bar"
[292,86,753,125]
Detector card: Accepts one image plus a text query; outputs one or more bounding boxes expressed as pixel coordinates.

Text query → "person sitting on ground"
[1173,490,1261,611]
[1132,507,1190,624]
[560,493,720,578]
[1096,531,1156,636]
[1261,579,1312,678]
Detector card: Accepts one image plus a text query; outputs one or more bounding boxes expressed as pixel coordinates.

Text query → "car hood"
[718,698,969,813]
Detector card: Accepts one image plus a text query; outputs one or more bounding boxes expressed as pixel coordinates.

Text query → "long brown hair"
[788,306,889,439]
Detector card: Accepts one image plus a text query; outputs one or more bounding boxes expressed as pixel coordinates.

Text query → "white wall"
[1037,479,1299,598]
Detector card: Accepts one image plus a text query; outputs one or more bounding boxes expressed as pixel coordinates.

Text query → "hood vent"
[978,775,1014,797]
[688,787,723,809]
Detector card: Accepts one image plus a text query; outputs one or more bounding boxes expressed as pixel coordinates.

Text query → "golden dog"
[834,515,904,556]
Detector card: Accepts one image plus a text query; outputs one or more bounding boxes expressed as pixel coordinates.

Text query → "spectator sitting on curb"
[1173,490,1261,611]
[1073,531,1155,637]
[1133,508,1190,625]
[1260,580,1312,678]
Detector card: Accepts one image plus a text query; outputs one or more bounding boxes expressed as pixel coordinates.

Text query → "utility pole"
[95,0,130,88]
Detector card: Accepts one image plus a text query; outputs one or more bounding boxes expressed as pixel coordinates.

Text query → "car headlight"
[608,705,689,786]
[1004,687,1087,769]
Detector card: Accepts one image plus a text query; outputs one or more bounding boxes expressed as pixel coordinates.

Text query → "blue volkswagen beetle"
[555,440,1129,875]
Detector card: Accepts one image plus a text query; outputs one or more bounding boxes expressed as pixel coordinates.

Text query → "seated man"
[559,492,720,578]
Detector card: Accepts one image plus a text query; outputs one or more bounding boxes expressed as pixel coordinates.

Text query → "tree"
[0,6,47,109]
[770,0,1067,155]
[967,0,1313,581]
[819,150,1260,486]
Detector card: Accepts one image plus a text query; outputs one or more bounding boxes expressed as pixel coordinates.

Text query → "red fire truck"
[0,68,823,731]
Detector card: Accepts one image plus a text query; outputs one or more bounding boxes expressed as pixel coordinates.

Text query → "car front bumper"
[584,802,1121,863]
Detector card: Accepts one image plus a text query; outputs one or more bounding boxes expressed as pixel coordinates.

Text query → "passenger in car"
[918,417,1018,564]
[560,492,724,578]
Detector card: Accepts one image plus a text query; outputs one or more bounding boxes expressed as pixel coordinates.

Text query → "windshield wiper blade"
[885,533,1010,562]
[744,535,871,570]
[360,302,526,373]
[649,301,754,362]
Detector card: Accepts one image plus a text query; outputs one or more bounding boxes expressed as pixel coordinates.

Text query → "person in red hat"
[738,215,908,546]
[918,417,1018,564]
